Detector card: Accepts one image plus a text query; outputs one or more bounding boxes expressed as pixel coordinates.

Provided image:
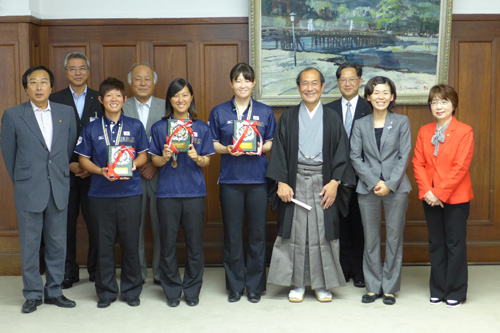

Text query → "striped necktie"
[344,101,353,137]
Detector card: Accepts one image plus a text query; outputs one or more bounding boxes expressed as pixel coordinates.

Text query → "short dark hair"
[22,66,54,89]
[428,84,458,115]
[364,76,397,112]
[64,52,90,69]
[98,77,126,99]
[296,67,325,86]
[164,78,198,120]
[336,62,362,79]
[229,62,255,82]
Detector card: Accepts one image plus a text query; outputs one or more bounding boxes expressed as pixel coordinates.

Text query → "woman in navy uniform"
[75,77,148,308]
[150,79,214,307]
[208,63,276,303]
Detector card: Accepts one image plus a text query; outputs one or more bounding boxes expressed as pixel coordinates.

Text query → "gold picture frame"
[250,0,453,105]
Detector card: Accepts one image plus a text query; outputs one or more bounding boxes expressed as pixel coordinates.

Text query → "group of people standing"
[0,55,473,314]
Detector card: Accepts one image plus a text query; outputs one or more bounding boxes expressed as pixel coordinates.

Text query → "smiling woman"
[350,76,412,306]
[149,78,214,307]
[208,62,276,303]
[413,84,474,308]
[74,77,149,309]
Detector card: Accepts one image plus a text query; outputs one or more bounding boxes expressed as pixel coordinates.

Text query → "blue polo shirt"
[208,97,276,184]
[149,118,215,198]
[75,114,149,198]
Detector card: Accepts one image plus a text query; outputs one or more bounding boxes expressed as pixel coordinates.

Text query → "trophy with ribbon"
[231,119,263,155]
[107,145,135,178]
[167,119,194,168]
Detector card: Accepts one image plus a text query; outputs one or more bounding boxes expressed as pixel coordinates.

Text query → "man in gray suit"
[123,63,165,284]
[0,66,77,313]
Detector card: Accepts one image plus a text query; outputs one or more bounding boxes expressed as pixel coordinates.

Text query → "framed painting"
[250,0,453,105]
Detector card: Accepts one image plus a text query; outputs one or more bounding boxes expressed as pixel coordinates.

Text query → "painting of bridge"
[251,0,452,105]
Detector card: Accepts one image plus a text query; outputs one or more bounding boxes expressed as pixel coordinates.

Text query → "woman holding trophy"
[208,63,276,303]
[150,78,214,307]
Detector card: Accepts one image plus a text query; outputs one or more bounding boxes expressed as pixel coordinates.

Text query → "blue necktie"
[344,102,353,137]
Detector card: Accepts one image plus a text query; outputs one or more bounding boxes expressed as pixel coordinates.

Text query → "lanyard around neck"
[102,117,123,146]
[234,99,252,121]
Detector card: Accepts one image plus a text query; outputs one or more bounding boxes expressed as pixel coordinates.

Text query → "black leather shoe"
[89,275,96,283]
[383,294,396,305]
[228,291,242,303]
[167,298,180,307]
[186,298,199,306]
[61,276,80,289]
[153,279,161,285]
[22,299,42,313]
[126,297,140,307]
[430,297,442,305]
[362,293,381,303]
[97,298,116,308]
[44,295,76,308]
[247,293,261,303]
[353,280,366,288]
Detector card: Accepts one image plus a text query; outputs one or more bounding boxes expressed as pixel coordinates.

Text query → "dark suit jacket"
[50,86,101,154]
[324,96,370,138]
[50,86,101,187]
[0,101,77,212]
[50,86,101,137]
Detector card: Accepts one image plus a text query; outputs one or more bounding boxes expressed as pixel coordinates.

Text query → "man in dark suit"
[123,63,165,285]
[0,66,77,313]
[324,62,369,288]
[50,52,102,288]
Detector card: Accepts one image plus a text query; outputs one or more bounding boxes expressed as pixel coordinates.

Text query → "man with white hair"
[123,63,165,284]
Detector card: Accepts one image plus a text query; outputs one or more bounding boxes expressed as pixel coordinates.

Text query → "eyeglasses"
[66,66,88,73]
[430,100,450,107]
[338,78,359,85]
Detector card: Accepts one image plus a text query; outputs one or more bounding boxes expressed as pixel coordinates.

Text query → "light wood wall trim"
[40,17,248,27]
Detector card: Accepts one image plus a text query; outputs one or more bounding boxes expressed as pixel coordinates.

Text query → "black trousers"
[220,183,267,294]
[157,197,205,300]
[424,201,469,302]
[90,195,143,300]
[66,176,97,279]
[339,189,364,282]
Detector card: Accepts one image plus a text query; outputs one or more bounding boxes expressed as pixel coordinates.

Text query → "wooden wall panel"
[102,44,139,97]
[1,15,500,275]
[152,44,189,99]
[0,20,32,275]
[456,42,492,222]
[0,44,18,232]
[202,44,240,231]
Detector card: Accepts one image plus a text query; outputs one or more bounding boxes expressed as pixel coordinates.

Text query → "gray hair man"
[49,52,102,289]
[123,62,165,284]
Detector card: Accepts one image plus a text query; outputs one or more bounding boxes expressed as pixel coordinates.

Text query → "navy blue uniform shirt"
[208,97,276,184]
[149,118,215,198]
[75,114,148,197]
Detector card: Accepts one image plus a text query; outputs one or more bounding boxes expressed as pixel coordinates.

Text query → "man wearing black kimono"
[266,67,355,302]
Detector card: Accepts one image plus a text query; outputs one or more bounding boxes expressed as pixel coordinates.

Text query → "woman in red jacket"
[413,84,474,308]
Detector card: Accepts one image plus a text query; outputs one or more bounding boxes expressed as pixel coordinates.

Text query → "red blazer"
[412,116,474,204]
